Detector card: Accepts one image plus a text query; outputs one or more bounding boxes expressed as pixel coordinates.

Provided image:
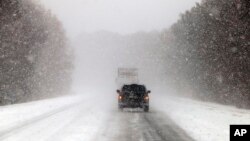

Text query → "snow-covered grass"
[153,94,250,141]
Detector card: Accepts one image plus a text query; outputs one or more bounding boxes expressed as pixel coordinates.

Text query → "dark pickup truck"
[116,84,150,112]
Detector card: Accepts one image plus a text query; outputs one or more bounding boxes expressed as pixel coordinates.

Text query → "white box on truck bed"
[116,68,139,87]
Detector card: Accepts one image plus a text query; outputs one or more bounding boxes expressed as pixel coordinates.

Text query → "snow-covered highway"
[0,92,193,141]
[1,91,250,141]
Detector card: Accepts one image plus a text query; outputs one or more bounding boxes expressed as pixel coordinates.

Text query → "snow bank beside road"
[0,92,114,141]
[0,94,84,134]
[153,94,250,141]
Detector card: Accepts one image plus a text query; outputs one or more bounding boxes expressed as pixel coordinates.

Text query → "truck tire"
[143,105,149,112]
[118,105,123,111]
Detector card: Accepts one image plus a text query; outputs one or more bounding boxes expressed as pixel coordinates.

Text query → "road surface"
[95,109,194,141]
[0,95,194,141]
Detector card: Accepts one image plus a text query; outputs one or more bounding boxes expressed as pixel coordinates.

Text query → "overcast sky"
[40,0,200,37]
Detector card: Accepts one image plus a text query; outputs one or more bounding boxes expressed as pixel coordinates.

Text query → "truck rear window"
[122,84,146,93]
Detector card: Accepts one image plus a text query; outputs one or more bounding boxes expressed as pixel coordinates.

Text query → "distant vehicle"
[116,84,150,112]
[116,68,139,88]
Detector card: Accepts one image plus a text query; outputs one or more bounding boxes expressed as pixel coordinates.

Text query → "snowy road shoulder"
[0,94,86,136]
[152,94,250,141]
[0,93,113,141]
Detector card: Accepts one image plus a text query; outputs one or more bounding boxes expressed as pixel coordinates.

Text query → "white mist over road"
[2,1,249,141]
[3,1,234,141]
[39,0,201,92]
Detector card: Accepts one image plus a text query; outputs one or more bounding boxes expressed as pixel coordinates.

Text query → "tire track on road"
[95,108,194,141]
[143,111,195,141]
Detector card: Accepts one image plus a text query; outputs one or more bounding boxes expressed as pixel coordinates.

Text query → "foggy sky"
[38,0,201,91]
[40,0,200,37]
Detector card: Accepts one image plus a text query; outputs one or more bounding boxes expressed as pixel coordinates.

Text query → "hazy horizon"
[40,0,201,37]
[38,0,202,93]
